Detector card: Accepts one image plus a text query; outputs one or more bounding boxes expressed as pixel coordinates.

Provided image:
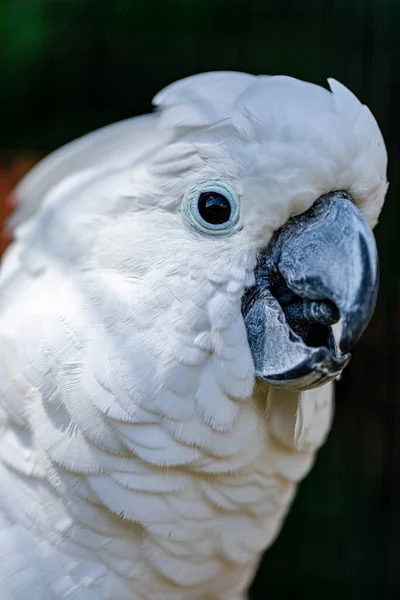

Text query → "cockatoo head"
[107,71,385,396]
[25,72,386,420]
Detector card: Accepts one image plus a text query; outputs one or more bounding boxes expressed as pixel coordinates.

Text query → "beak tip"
[339,330,354,355]
[339,296,377,354]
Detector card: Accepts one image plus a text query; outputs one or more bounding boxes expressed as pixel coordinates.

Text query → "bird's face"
[157,162,379,395]
[91,153,380,408]
[89,74,387,406]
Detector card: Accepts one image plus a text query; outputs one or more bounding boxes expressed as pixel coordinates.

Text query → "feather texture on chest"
[0,246,332,598]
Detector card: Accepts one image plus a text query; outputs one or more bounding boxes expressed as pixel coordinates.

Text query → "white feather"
[10,115,168,228]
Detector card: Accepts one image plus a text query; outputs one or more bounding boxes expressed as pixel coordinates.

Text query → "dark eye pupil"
[198,192,232,225]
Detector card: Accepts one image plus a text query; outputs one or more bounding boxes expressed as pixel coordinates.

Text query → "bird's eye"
[198,192,231,225]
[183,182,240,236]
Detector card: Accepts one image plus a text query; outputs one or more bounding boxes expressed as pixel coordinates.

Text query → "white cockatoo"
[0,72,387,600]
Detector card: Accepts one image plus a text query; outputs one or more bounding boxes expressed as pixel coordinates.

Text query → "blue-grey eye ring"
[183,183,240,235]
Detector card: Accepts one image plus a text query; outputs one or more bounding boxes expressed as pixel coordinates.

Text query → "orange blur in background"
[0,154,39,255]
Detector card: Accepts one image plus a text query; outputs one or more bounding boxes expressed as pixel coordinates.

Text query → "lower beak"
[242,191,379,392]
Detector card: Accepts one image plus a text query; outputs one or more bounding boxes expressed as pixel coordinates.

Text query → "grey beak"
[242,192,379,392]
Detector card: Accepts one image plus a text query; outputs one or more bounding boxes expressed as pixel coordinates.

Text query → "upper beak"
[241,191,379,392]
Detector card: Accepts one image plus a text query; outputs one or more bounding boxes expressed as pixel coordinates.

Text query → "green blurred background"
[0,0,399,598]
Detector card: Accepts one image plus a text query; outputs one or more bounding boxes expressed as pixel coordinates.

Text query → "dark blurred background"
[0,0,399,598]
